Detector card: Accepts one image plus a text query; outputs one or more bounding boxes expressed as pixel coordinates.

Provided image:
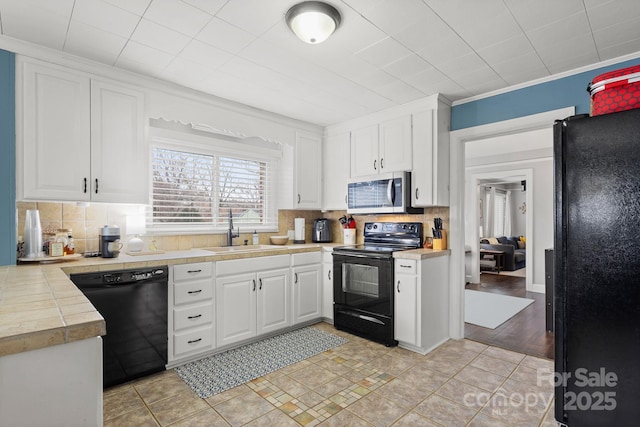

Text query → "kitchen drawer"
[174,326,214,357]
[292,251,321,266]
[173,262,213,282]
[395,259,417,274]
[174,279,213,305]
[173,302,213,332]
[216,254,289,276]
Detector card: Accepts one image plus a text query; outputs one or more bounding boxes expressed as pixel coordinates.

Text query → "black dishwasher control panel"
[71,266,168,287]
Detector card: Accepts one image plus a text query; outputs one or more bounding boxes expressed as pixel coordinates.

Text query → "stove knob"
[373,224,377,229]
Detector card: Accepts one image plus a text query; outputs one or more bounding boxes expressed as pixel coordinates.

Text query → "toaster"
[312,218,333,243]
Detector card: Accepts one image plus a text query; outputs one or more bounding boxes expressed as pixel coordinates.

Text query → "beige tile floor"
[103,322,558,426]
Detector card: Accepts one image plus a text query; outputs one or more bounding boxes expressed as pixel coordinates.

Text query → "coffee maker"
[99,225,122,258]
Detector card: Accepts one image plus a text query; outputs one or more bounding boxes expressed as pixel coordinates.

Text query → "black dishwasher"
[71,266,168,388]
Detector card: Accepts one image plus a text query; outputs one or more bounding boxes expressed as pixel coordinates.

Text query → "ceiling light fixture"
[285,1,341,44]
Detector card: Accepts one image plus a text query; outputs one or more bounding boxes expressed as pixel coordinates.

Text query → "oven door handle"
[333,252,373,259]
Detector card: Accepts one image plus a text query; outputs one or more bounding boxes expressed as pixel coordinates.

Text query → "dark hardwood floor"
[465,271,554,360]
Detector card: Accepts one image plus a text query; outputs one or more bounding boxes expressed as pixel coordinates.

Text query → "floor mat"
[175,326,347,398]
[465,289,534,329]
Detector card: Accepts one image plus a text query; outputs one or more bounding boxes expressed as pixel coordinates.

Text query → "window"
[149,133,279,232]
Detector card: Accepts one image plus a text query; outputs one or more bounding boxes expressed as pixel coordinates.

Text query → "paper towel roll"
[294,218,305,243]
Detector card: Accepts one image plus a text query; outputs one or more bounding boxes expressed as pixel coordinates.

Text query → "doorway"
[448,107,575,341]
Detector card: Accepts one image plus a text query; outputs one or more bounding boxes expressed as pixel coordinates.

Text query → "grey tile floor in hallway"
[103,322,558,426]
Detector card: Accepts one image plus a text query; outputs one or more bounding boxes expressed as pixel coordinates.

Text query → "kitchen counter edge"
[0,244,328,358]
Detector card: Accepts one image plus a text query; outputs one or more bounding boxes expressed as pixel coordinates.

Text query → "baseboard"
[530,283,545,293]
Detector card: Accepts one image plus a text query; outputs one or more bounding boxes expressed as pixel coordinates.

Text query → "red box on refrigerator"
[588,64,640,116]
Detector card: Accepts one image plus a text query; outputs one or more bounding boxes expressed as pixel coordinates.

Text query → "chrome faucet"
[227,208,239,246]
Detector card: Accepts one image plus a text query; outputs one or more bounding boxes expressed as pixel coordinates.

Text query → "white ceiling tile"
[143,0,211,37]
[72,0,140,38]
[196,17,255,54]
[130,18,191,55]
[102,0,151,16]
[526,11,592,49]
[383,54,432,80]
[592,16,640,50]
[503,0,585,32]
[373,79,423,103]
[598,38,640,61]
[328,12,388,54]
[115,40,174,76]
[435,52,488,80]
[0,2,70,50]
[355,37,413,68]
[413,35,473,68]
[490,51,547,78]
[64,21,128,65]
[181,0,227,16]
[585,0,640,30]
[404,66,450,92]
[215,0,292,36]
[363,0,436,36]
[178,39,234,69]
[340,0,386,15]
[477,34,536,66]
[158,57,212,85]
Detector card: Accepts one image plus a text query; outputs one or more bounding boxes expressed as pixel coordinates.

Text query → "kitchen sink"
[198,245,284,253]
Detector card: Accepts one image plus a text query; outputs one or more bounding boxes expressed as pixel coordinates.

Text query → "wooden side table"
[480,249,505,273]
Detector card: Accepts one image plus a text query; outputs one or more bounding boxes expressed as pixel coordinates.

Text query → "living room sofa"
[480,236,526,271]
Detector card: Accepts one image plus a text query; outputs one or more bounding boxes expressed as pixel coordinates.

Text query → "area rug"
[175,327,347,398]
[465,289,534,329]
[483,267,526,278]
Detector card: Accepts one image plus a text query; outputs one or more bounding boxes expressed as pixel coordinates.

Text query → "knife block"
[433,230,447,250]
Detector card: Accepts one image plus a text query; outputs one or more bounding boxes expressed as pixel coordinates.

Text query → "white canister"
[294,218,305,243]
[343,228,356,245]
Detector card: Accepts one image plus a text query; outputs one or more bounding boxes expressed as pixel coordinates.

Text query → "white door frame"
[468,168,533,289]
[448,106,575,339]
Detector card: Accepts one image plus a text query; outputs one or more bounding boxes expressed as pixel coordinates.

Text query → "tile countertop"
[0,244,329,358]
[393,248,452,260]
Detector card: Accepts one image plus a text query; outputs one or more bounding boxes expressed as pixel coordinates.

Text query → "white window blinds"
[150,143,278,232]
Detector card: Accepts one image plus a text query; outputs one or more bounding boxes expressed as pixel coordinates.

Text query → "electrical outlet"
[287,229,295,240]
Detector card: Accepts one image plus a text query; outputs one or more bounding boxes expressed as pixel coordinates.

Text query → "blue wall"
[451,58,640,130]
[0,50,15,265]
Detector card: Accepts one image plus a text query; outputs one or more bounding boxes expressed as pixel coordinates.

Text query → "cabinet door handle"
[259,278,263,290]
[297,194,301,204]
[328,270,332,280]
[83,177,87,193]
[187,289,202,294]
[380,158,384,169]
[187,269,202,274]
[415,188,420,200]
[397,280,400,293]
[373,159,377,170]
[187,314,202,319]
[294,273,298,284]
[253,279,256,292]
[187,338,202,344]
[345,194,347,204]
[95,178,99,194]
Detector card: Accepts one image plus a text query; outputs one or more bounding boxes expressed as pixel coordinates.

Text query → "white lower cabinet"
[394,255,449,354]
[292,252,322,325]
[169,262,215,364]
[216,255,290,348]
[321,249,334,321]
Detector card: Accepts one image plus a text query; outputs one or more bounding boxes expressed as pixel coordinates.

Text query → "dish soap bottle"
[252,230,259,245]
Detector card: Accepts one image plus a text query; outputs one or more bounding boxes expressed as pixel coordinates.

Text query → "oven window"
[343,264,379,298]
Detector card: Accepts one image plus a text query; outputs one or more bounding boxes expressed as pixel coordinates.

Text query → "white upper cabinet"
[379,115,413,173]
[322,131,350,210]
[294,131,322,209]
[411,99,450,207]
[17,58,147,204]
[19,60,91,201]
[90,80,146,204]
[350,115,412,178]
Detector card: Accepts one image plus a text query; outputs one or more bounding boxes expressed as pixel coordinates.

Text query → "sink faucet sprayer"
[227,208,239,246]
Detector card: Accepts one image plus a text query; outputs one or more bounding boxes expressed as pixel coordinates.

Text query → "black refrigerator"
[554,109,640,426]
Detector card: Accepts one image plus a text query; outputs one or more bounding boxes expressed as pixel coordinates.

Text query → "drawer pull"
[187,289,202,294]
[187,314,202,319]
[187,269,202,274]
[400,264,412,268]
[187,338,202,344]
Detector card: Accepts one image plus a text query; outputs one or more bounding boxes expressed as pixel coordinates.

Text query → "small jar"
[43,232,56,255]
[57,228,75,255]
